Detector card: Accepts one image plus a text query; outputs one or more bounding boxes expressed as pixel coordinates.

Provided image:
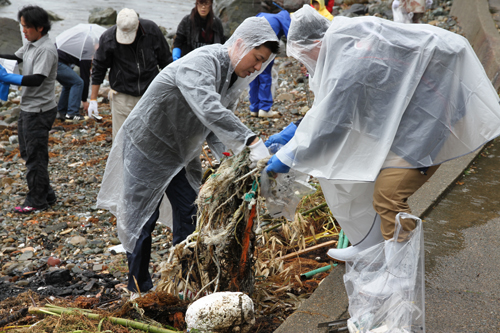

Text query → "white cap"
[116,8,139,45]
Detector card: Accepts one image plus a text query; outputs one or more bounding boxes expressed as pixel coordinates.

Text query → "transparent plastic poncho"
[344,213,425,333]
[281,7,500,244]
[96,17,278,253]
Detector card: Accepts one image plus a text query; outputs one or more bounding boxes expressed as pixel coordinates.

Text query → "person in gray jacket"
[89,8,171,138]
[0,5,58,214]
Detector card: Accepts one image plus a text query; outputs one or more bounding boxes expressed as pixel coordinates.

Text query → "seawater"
[0,0,193,42]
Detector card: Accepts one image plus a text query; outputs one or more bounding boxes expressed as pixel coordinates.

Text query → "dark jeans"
[56,62,83,116]
[126,168,197,293]
[18,107,57,208]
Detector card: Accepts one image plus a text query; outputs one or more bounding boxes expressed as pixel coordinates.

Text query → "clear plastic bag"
[260,169,315,221]
[344,213,425,333]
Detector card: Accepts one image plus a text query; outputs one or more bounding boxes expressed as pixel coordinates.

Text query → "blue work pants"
[249,60,274,112]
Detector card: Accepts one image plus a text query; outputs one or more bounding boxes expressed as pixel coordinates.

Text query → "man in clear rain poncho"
[264,5,500,330]
[96,17,278,299]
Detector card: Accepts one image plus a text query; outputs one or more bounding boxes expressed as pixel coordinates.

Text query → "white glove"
[88,100,98,118]
[426,0,433,8]
[88,100,102,120]
[248,138,269,168]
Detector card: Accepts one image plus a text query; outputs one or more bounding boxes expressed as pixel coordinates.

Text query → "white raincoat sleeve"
[175,55,254,155]
[206,132,226,161]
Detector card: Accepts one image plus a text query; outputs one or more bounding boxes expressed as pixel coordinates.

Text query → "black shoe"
[56,112,66,120]
[48,196,57,206]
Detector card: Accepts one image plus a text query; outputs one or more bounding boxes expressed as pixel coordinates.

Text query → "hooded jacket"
[91,18,171,97]
[311,0,333,21]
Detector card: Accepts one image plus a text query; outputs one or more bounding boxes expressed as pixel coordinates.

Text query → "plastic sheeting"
[344,213,425,333]
[96,17,279,253]
[261,170,315,221]
[280,5,500,243]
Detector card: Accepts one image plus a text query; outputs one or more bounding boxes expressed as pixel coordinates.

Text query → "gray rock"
[166,30,176,39]
[4,107,20,124]
[158,25,167,37]
[433,7,444,16]
[0,0,11,6]
[368,1,391,16]
[8,135,17,145]
[18,251,33,261]
[47,10,64,21]
[72,266,83,274]
[109,237,121,245]
[69,236,87,246]
[44,222,68,234]
[276,92,294,101]
[93,264,103,271]
[84,280,96,291]
[88,7,117,26]
[0,18,22,55]
[3,262,21,274]
[213,0,262,36]
[344,3,368,15]
[0,120,9,131]
[2,247,16,253]
[261,0,306,12]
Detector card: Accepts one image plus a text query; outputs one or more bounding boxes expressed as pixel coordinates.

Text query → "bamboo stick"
[264,239,337,264]
[301,202,328,215]
[28,306,178,333]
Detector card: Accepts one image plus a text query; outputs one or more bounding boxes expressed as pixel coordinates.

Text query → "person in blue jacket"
[249,10,290,118]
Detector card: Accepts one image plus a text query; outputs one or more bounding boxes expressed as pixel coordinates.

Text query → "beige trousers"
[373,165,439,240]
[110,91,142,140]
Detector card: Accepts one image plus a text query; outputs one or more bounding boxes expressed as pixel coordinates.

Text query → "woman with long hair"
[172,0,226,60]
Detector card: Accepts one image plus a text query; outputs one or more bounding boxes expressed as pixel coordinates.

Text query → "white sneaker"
[258,109,281,118]
[250,111,258,117]
[129,292,142,301]
[129,285,156,301]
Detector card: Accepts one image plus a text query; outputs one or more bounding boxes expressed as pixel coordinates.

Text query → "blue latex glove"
[265,154,290,174]
[265,122,297,147]
[172,48,181,61]
[0,82,9,101]
[0,65,22,85]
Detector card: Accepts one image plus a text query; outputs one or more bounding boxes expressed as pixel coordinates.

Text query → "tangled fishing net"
[157,150,269,300]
